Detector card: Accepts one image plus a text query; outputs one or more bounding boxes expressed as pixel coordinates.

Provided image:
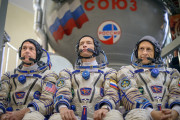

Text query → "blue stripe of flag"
[72,5,85,20]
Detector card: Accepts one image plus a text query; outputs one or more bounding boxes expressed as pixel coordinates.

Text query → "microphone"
[19,57,25,60]
[147,57,155,63]
[22,61,32,65]
[137,58,142,63]
[87,48,96,54]
[29,58,36,62]
[78,49,83,56]
[20,57,36,66]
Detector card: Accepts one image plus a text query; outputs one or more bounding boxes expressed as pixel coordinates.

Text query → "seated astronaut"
[117,36,180,120]
[0,39,58,120]
[49,35,123,120]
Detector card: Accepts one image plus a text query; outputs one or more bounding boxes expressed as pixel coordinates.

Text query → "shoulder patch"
[118,77,131,90]
[45,82,56,94]
[110,79,118,90]
[56,78,66,89]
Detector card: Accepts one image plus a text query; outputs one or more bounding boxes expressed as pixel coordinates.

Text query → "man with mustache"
[0,39,58,120]
[117,36,180,120]
[50,35,123,120]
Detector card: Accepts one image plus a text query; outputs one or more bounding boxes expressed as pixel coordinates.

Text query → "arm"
[27,70,58,116]
[94,68,119,119]
[54,69,76,120]
[0,72,11,116]
[117,66,153,111]
[95,68,119,110]
[167,68,180,119]
[54,69,73,112]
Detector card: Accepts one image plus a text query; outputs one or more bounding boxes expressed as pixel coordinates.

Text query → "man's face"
[79,37,95,58]
[138,41,154,65]
[21,41,36,64]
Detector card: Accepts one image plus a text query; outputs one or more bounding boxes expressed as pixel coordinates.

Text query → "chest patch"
[15,92,25,99]
[80,88,92,96]
[151,85,162,93]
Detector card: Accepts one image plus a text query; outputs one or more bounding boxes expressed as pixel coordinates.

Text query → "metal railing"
[0,42,19,78]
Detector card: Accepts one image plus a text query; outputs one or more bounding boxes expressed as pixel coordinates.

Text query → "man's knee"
[104,110,124,120]
[125,109,149,120]
[49,113,62,120]
[23,111,45,120]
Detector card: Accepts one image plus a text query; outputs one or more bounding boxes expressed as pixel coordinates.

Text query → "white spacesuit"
[117,36,180,120]
[0,39,58,120]
[50,35,123,120]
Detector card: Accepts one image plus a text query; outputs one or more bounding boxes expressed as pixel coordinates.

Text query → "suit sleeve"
[54,69,73,112]
[95,68,119,110]
[168,68,180,108]
[117,66,153,111]
[0,72,11,113]
[28,70,58,115]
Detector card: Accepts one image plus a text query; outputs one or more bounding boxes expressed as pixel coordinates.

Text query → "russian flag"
[70,0,89,28]
[49,0,89,42]
[48,10,64,42]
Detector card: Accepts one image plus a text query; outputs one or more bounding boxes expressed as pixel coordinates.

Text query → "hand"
[160,109,179,120]
[0,113,10,120]
[5,108,30,120]
[59,107,76,120]
[93,108,109,120]
[151,110,165,120]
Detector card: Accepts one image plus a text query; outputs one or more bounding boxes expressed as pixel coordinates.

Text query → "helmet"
[134,36,162,64]
[75,35,102,58]
[19,39,43,63]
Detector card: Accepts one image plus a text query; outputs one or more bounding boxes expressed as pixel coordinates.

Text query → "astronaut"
[117,36,180,120]
[0,39,58,120]
[49,35,123,120]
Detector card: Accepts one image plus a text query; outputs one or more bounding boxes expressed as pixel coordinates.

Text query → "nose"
[83,43,87,48]
[24,48,30,53]
[142,49,148,54]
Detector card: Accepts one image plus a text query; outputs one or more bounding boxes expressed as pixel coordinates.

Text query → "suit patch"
[80,88,92,96]
[33,91,41,99]
[110,79,118,90]
[119,78,131,90]
[56,78,65,89]
[151,85,162,93]
[15,92,25,99]
[178,79,180,87]
[45,82,56,94]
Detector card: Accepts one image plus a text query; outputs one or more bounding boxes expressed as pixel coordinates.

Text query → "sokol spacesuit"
[50,35,123,120]
[0,39,58,120]
[117,36,180,120]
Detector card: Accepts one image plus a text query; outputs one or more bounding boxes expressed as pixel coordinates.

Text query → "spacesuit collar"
[21,63,39,71]
[133,62,163,68]
[82,60,98,66]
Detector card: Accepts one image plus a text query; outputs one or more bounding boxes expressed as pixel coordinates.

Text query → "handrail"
[0,42,19,78]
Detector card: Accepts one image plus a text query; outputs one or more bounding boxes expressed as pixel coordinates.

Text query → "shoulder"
[117,65,134,74]
[1,70,15,80]
[59,68,74,78]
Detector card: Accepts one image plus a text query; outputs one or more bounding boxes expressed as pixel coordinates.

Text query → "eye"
[139,47,144,51]
[87,41,93,44]
[147,48,152,52]
[80,42,84,46]
[22,47,27,50]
